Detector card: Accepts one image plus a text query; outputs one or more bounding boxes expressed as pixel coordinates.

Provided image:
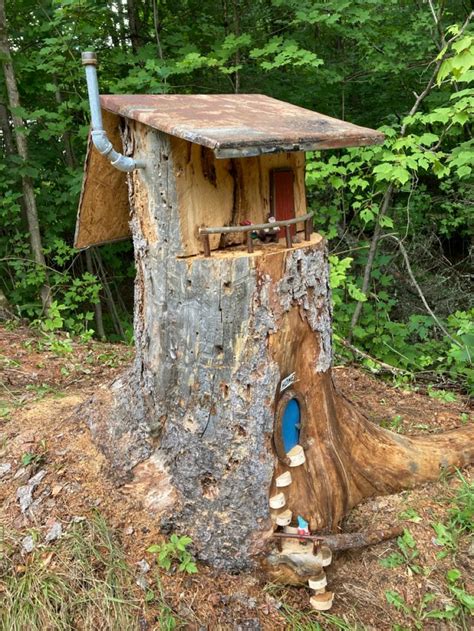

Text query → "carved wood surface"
[171,137,306,256]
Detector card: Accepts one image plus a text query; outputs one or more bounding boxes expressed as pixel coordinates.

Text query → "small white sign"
[280,372,296,392]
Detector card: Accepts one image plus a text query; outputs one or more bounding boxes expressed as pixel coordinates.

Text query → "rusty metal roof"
[100,94,384,158]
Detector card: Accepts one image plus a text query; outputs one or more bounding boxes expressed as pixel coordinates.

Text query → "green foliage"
[427,387,457,403]
[20,451,44,467]
[380,414,403,432]
[379,529,421,574]
[448,471,473,534]
[304,14,473,392]
[399,507,422,523]
[147,534,198,574]
[431,521,457,558]
[379,472,473,629]
[250,37,323,70]
[445,569,474,616]
[143,577,180,631]
[385,568,473,628]
[431,470,474,559]
[385,589,446,630]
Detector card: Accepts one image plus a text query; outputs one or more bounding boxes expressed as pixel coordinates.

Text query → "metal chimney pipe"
[81,51,145,172]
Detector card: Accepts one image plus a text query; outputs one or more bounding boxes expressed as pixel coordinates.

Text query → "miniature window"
[274,390,307,462]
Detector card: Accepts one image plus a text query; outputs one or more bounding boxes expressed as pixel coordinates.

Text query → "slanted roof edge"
[100,94,385,157]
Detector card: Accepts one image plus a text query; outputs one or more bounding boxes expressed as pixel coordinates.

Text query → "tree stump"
[82,123,473,574]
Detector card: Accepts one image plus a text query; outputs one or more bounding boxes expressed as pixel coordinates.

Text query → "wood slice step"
[310,591,334,611]
[286,445,305,467]
[308,571,327,591]
[275,509,292,526]
[275,471,292,487]
[315,545,332,567]
[269,492,286,509]
[312,587,326,595]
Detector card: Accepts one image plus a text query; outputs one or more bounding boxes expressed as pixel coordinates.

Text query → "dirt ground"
[0,325,472,630]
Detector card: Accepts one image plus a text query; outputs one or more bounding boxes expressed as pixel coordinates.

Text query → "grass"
[381,470,474,630]
[265,584,367,631]
[447,470,473,535]
[0,512,142,631]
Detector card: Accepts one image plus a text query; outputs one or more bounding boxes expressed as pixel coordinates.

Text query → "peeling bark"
[80,122,473,573]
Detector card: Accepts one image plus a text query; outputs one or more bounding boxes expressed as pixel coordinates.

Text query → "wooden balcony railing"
[199,212,313,257]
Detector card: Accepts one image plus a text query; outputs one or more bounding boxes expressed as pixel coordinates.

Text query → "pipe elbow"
[91,130,145,173]
[83,52,145,173]
[110,153,141,172]
[91,130,113,156]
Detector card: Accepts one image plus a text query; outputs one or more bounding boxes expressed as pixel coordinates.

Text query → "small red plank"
[271,169,296,238]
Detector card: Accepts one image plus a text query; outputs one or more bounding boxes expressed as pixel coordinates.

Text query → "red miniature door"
[271,169,296,238]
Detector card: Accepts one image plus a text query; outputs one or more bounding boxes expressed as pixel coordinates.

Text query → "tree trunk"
[0,0,51,311]
[53,78,77,169]
[0,287,14,319]
[0,100,14,154]
[152,0,163,59]
[0,98,28,227]
[127,0,142,52]
[85,248,106,340]
[80,124,473,575]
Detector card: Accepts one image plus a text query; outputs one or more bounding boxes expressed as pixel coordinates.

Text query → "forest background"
[0,0,472,394]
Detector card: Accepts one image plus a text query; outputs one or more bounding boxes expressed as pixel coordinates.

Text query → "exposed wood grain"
[75,123,306,253]
[171,137,306,256]
[266,301,474,538]
[317,526,404,551]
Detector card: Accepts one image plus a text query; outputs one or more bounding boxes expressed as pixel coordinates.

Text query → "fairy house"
[75,93,382,252]
[77,54,473,604]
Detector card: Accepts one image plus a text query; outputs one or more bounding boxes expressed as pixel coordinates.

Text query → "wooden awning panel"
[74,110,130,249]
[99,94,385,158]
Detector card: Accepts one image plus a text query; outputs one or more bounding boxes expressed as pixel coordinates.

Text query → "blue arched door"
[281,398,301,453]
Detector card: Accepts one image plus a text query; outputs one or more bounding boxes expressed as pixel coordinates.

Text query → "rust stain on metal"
[100,94,384,158]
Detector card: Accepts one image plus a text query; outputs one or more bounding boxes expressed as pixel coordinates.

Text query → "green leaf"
[399,508,422,523]
[21,452,35,466]
[348,284,367,302]
[185,561,198,574]
[360,208,374,223]
[176,535,192,551]
[379,216,394,228]
[446,569,461,583]
[385,590,410,614]
[379,552,404,568]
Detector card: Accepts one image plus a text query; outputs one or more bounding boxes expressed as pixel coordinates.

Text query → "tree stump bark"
[82,124,473,573]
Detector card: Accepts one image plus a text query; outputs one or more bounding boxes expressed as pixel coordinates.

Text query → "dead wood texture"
[75,117,306,253]
[82,122,473,573]
[271,525,404,552]
[171,139,306,256]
